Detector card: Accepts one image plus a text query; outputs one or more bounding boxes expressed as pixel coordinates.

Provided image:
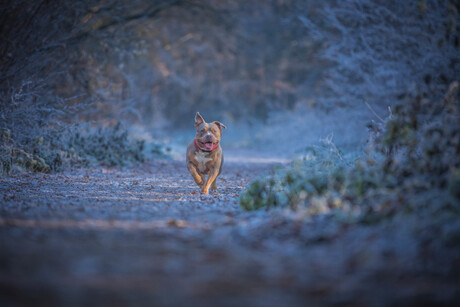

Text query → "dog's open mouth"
[203,141,214,150]
[197,140,216,150]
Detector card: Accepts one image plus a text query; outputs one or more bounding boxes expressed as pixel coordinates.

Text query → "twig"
[365,101,385,123]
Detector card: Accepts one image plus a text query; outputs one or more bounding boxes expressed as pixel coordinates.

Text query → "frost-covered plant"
[0,122,162,175]
[240,82,460,222]
[0,77,169,175]
[240,135,351,211]
[301,133,346,168]
[65,123,146,167]
[298,0,460,110]
[380,81,460,190]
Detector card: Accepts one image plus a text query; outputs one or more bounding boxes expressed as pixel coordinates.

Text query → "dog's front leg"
[187,162,204,188]
[202,167,219,195]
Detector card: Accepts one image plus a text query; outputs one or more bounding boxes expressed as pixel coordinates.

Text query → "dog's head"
[194,112,226,151]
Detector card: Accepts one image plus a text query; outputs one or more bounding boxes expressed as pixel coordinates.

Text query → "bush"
[0,122,169,175]
[240,82,460,224]
[67,123,146,167]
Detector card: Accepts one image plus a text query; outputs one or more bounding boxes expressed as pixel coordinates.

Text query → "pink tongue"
[204,142,213,150]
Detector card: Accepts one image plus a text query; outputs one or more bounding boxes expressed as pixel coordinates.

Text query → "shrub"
[0,122,169,175]
[240,82,460,223]
[67,123,146,167]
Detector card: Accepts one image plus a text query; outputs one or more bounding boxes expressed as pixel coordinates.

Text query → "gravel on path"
[1,158,459,306]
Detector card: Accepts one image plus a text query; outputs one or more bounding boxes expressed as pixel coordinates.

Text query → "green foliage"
[240,136,352,212]
[68,123,146,167]
[0,123,167,175]
[240,82,460,224]
[1,128,53,174]
[378,82,460,188]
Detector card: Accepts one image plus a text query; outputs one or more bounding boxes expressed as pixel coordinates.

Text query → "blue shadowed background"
[1,0,459,305]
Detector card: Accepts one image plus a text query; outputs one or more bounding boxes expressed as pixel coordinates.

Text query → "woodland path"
[0,154,458,306]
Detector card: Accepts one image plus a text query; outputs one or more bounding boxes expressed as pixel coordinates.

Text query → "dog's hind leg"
[211,178,217,192]
[210,154,223,192]
[199,174,206,188]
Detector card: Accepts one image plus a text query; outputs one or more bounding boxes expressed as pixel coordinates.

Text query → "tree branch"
[66,0,186,44]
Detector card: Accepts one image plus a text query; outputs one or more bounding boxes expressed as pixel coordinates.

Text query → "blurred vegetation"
[0,123,153,175]
[240,82,460,229]
[1,0,459,173]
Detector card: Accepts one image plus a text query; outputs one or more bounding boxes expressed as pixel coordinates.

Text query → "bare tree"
[295,0,460,111]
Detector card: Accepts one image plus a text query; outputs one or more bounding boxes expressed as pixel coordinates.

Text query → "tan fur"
[186,112,226,194]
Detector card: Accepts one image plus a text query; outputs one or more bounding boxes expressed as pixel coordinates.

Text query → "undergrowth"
[240,82,460,225]
[0,123,166,175]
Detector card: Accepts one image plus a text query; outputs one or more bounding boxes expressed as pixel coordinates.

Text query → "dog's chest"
[195,151,212,172]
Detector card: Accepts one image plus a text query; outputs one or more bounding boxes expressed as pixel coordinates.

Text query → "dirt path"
[1,156,459,306]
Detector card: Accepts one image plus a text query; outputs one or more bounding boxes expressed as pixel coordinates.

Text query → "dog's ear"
[212,121,227,133]
[195,112,205,128]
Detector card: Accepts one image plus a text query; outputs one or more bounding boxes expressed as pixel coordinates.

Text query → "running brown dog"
[186,112,226,194]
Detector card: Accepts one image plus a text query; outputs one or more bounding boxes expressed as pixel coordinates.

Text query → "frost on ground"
[1,151,459,306]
